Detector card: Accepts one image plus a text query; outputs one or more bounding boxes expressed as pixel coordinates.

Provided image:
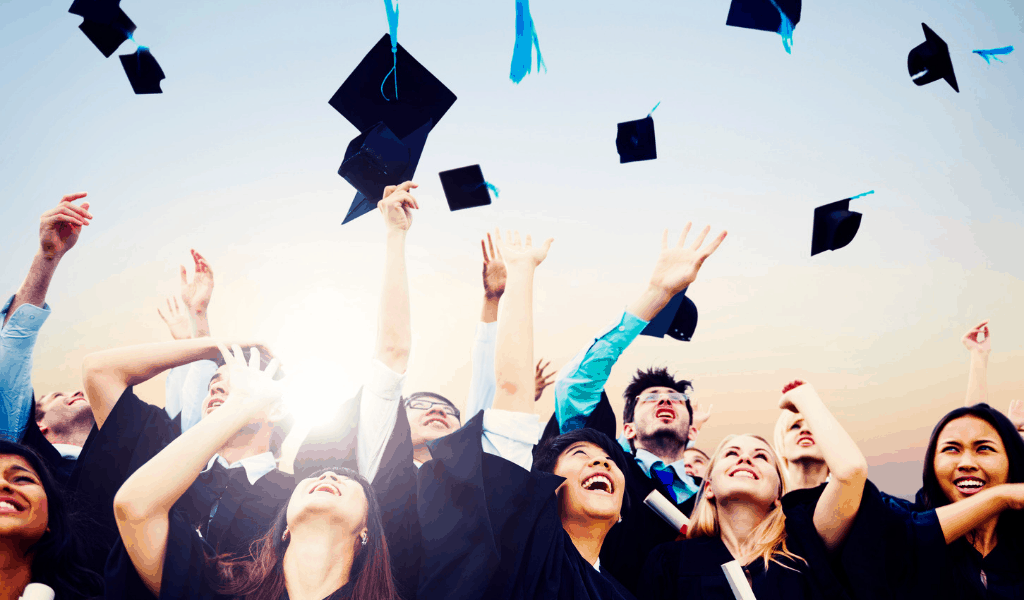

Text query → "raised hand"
[1008,400,1024,432]
[961,320,991,354]
[534,359,555,401]
[779,380,813,413]
[481,232,507,300]
[691,400,713,431]
[157,296,191,340]
[492,229,553,271]
[379,181,419,231]
[215,344,284,414]
[39,193,92,259]
[180,249,214,315]
[647,224,727,296]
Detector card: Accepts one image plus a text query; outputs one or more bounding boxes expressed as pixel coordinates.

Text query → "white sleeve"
[356,359,406,481]
[481,409,542,471]
[465,321,497,419]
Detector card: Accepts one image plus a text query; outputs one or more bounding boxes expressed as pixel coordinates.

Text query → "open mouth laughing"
[797,435,814,447]
[655,407,676,421]
[310,481,342,497]
[953,476,986,495]
[581,472,615,495]
[728,467,759,480]
[0,496,25,513]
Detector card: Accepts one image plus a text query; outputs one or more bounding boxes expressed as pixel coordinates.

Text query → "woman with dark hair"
[0,439,103,600]
[106,345,399,600]
[842,403,1024,600]
[415,229,636,600]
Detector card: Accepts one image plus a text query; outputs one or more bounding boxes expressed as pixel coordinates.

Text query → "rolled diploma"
[722,560,757,600]
[643,490,690,534]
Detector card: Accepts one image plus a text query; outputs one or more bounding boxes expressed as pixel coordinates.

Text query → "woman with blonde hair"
[773,407,829,491]
[640,381,868,599]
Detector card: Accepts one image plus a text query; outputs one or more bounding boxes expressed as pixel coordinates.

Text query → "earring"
[361,533,368,546]
[617,515,623,524]
[281,528,290,543]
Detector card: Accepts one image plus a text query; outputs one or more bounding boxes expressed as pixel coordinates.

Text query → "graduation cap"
[908,23,959,92]
[339,122,412,203]
[810,191,872,256]
[438,165,494,211]
[641,288,698,342]
[616,115,657,164]
[119,48,164,94]
[342,119,432,225]
[726,0,801,34]
[329,34,457,140]
[69,0,137,58]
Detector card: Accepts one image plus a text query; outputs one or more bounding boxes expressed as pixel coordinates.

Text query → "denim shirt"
[0,295,50,442]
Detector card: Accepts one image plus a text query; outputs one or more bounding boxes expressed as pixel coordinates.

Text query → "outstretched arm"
[961,320,990,407]
[553,224,727,432]
[466,233,505,417]
[180,249,214,338]
[373,182,417,373]
[1008,400,1024,440]
[1,194,92,442]
[781,381,868,552]
[493,230,553,415]
[113,345,283,596]
[934,483,1024,543]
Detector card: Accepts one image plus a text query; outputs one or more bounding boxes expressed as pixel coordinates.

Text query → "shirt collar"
[204,452,277,485]
[592,557,601,572]
[634,448,696,488]
[51,444,82,460]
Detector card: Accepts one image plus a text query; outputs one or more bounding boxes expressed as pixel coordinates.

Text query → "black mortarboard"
[908,23,959,93]
[616,116,657,164]
[641,288,698,342]
[329,34,457,140]
[342,119,432,225]
[811,196,863,256]
[725,0,801,33]
[438,165,493,211]
[119,49,164,94]
[69,0,137,58]
[339,122,412,203]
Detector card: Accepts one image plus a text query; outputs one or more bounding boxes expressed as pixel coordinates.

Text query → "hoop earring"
[281,528,290,543]
[617,515,623,524]
[361,533,368,546]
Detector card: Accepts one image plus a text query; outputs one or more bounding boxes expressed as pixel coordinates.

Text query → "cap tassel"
[973,45,1014,64]
[847,190,875,201]
[767,0,794,54]
[510,0,546,84]
[381,0,399,101]
[469,181,500,198]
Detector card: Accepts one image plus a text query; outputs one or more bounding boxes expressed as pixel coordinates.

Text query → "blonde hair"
[773,410,799,480]
[687,434,806,571]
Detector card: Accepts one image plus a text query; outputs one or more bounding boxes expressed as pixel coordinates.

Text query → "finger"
[661,229,669,250]
[231,344,245,364]
[247,347,262,370]
[180,265,189,286]
[80,202,90,212]
[689,225,711,251]
[481,239,490,263]
[173,296,180,311]
[974,320,990,330]
[543,360,551,371]
[264,358,281,379]
[49,207,89,226]
[701,230,728,257]
[536,358,543,369]
[514,231,521,247]
[48,214,87,227]
[216,342,234,365]
[165,297,173,313]
[157,307,167,322]
[383,185,396,199]
[58,202,93,220]
[706,403,714,415]
[540,238,554,254]
[56,206,90,225]
[676,223,692,247]
[392,181,418,195]
[525,234,532,248]
[59,192,88,204]
[487,232,496,259]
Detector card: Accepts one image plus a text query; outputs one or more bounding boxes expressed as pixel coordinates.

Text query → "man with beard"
[551,223,726,594]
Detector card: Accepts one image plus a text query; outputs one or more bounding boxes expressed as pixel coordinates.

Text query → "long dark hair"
[919,404,1024,540]
[214,467,398,600]
[0,440,103,599]
[533,428,632,514]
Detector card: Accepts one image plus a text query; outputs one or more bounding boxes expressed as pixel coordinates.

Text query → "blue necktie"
[652,465,678,503]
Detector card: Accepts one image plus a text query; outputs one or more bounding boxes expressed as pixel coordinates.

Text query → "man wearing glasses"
[551,223,726,594]
[403,392,461,466]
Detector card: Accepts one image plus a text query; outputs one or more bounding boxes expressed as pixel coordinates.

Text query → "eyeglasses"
[405,398,460,420]
[636,392,690,405]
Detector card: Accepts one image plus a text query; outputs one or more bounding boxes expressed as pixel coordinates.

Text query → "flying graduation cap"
[641,288,698,342]
[811,191,872,256]
[119,48,165,94]
[68,0,136,58]
[341,120,432,225]
[438,165,496,211]
[726,0,801,53]
[616,102,660,164]
[339,122,412,203]
[908,23,959,93]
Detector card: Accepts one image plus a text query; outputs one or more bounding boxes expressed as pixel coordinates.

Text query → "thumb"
[541,238,554,254]
[180,265,189,285]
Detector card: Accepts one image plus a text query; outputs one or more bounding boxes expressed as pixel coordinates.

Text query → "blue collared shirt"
[634,448,700,503]
[164,359,218,432]
[0,295,50,442]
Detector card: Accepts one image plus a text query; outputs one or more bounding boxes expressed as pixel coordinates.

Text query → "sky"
[1,0,1022,498]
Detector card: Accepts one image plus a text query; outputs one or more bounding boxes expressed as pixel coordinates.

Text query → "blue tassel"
[767,0,794,54]
[485,182,500,198]
[648,101,661,116]
[973,46,1014,64]
[848,190,875,201]
[510,0,546,84]
[381,0,399,101]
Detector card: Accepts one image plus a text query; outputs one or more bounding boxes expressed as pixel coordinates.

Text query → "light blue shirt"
[164,359,218,431]
[553,310,648,434]
[0,295,50,442]
[634,448,700,503]
[201,451,278,523]
[465,321,498,418]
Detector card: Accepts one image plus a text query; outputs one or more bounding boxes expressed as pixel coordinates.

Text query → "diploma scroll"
[643,490,690,534]
[19,584,55,600]
[722,560,757,600]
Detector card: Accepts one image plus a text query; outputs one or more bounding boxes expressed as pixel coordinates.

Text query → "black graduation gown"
[295,389,422,600]
[104,507,355,600]
[841,481,1024,600]
[21,393,78,484]
[539,391,700,594]
[416,413,636,600]
[639,484,852,600]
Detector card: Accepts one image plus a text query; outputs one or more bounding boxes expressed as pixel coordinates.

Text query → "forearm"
[191,310,211,338]
[465,322,497,417]
[493,268,535,414]
[374,230,411,372]
[794,396,867,483]
[3,253,59,327]
[935,487,1007,544]
[480,296,499,323]
[625,285,675,322]
[964,351,989,406]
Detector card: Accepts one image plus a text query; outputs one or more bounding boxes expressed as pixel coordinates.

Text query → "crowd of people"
[1,186,1023,600]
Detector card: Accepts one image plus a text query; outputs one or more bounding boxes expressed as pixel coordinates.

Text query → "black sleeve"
[638,543,677,600]
[779,483,853,599]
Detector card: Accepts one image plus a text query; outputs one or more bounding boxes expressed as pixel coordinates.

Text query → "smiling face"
[286,471,369,540]
[35,390,93,439]
[0,454,49,546]
[683,448,709,479]
[933,415,1010,503]
[552,441,626,526]
[201,366,231,419]
[406,401,461,447]
[704,435,782,508]
[779,412,824,463]
[624,386,692,450]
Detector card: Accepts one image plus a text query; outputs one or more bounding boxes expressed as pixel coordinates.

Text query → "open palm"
[648,224,727,295]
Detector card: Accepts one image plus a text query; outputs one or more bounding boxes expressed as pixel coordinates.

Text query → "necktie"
[195,461,231,537]
[651,465,678,503]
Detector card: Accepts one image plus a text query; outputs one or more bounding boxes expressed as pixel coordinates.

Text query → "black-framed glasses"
[636,392,690,405]
[405,396,460,420]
